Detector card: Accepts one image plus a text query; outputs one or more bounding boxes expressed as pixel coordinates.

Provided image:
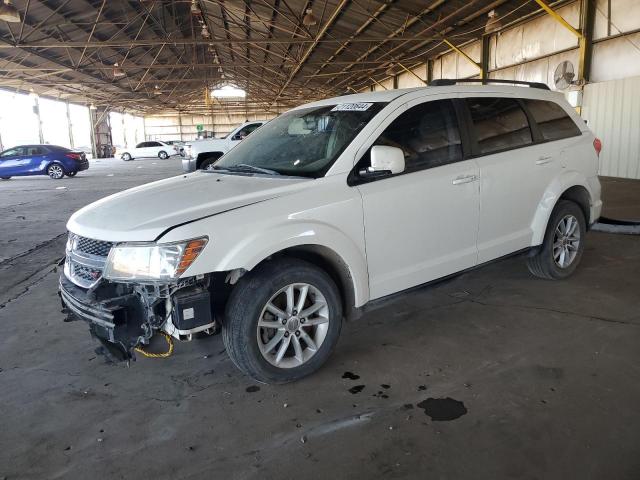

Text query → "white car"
[60,79,602,383]
[120,141,174,161]
[182,121,265,172]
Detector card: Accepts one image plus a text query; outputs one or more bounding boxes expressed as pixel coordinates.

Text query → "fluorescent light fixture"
[0,0,20,23]
[212,85,246,98]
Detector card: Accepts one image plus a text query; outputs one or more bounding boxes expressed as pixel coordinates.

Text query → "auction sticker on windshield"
[331,103,373,112]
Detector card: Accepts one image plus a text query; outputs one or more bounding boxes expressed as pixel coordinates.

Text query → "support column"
[481,35,491,80]
[66,102,74,148]
[178,111,184,141]
[34,97,44,144]
[579,0,595,83]
[90,107,112,158]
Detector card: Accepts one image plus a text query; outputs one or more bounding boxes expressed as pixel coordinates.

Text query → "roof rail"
[429,78,550,90]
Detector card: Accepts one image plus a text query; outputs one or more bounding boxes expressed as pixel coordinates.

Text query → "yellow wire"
[135,331,174,358]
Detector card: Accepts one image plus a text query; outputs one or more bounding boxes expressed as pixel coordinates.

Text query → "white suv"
[60,80,602,383]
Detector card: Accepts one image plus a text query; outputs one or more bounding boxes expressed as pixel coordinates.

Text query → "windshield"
[213,102,386,178]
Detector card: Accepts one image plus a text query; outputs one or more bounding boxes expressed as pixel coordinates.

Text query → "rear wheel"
[223,258,342,384]
[527,200,586,279]
[66,171,77,177]
[1,177,10,180]
[121,153,132,161]
[158,150,169,160]
[47,163,65,179]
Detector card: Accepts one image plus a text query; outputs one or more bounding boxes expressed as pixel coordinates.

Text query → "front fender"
[160,184,370,307]
[220,221,369,307]
[530,170,598,245]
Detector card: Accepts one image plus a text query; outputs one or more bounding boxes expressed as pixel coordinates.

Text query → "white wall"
[144,112,276,141]
[583,76,640,179]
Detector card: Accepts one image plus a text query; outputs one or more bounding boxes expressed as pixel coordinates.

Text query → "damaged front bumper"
[59,273,217,362]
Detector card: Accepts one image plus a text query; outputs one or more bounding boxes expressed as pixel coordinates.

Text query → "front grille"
[65,233,113,288]
[73,264,103,283]
[75,236,113,257]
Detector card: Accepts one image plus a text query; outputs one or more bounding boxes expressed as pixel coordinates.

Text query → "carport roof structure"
[0,0,554,114]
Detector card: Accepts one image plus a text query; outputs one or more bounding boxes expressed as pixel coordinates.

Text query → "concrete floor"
[0,160,639,480]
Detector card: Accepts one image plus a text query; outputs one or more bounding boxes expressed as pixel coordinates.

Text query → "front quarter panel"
[158,175,370,306]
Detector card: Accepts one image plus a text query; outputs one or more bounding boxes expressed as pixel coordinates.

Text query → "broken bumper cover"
[59,274,148,361]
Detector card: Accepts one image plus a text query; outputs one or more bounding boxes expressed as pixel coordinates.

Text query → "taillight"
[65,153,81,160]
[593,138,602,157]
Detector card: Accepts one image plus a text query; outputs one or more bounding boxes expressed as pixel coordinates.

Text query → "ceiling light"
[190,0,201,15]
[154,85,162,95]
[201,25,210,39]
[0,0,21,23]
[89,103,96,110]
[113,62,125,78]
[485,10,502,34]
[212,85,245,98]
[302,8,317,26]
[28,88,38,99]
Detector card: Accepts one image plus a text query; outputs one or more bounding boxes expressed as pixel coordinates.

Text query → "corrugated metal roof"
[0,0,546,114]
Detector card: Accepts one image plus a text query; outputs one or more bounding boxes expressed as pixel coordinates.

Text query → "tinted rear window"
[466,97,532,155]
[523,99,581,142]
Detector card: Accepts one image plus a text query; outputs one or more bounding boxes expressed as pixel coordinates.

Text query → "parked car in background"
[182,121,264,172]
[61,80,602,383]
[119,141,174,161]
[0,144,89,180]
[163,140,186,157]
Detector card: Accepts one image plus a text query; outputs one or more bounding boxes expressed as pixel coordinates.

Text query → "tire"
[199,158,217,170]
[1,177,10,180]
[527,200,586,280]
[66,171,77,177]
[47,163,65,179]
[158,150,168,160]
[223,258,343,384]
[121,153,132,161]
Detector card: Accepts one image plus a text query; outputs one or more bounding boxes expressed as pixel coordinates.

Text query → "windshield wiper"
[226,164,281,175]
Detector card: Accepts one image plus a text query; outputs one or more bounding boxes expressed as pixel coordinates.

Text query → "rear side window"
[466,97,532,155]
[523,99,581,142]
[373,99,463,172]
[27,146,46,155]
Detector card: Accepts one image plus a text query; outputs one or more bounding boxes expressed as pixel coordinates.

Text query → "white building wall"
[582,76,640,179]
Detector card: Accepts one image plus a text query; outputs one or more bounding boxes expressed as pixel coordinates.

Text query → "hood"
[67,172,309,242]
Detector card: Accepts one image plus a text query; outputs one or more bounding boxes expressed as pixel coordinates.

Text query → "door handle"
[452,174,478,185]
[536,156,553,165]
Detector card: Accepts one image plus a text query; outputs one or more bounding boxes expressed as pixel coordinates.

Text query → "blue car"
[0,144,89,180]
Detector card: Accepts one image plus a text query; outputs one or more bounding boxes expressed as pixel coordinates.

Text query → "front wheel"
[121,153,132,161]
[527,200,586,279]
[222,258,343,384]
[1,177,10,180]
[158,150,169,160]
[47,163,65,179]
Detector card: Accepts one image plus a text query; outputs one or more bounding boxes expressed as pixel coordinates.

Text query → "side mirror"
[360,145,405,178]
[231,134,241,141]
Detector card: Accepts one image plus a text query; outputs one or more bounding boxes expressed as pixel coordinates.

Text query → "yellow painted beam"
[532,0,582,38]
[442,39,483,78]
[397,63,428,85]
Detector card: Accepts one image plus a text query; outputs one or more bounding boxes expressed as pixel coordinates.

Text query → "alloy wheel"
[553,214,581,268]
[256,283,329,368]
[48,164,64,179]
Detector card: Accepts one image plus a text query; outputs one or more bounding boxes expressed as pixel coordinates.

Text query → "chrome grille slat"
[65,233,113,288]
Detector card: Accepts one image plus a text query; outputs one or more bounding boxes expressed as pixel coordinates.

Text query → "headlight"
[103,238,207,282]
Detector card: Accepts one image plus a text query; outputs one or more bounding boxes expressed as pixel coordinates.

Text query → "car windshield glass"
[213,103,387,178]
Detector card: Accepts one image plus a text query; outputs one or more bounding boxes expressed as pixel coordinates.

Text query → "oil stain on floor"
[417,397,467,421]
